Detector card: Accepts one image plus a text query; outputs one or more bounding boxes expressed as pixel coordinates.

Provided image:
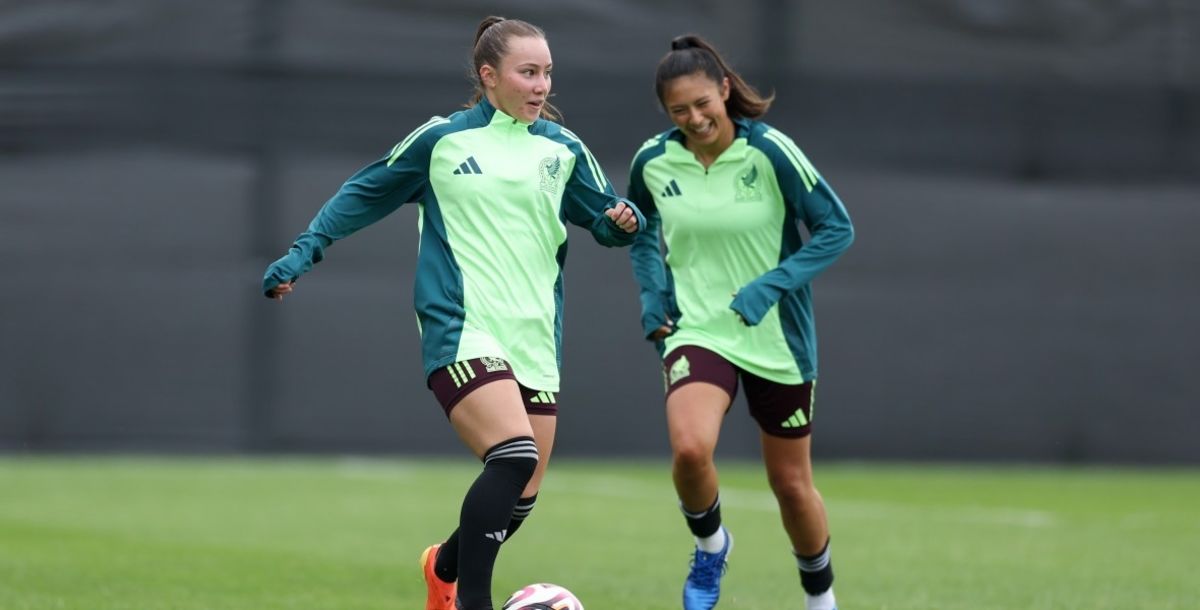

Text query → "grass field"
[1,457,1197,609]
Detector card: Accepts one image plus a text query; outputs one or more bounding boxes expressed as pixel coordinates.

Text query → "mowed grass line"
[1,457,1197,609]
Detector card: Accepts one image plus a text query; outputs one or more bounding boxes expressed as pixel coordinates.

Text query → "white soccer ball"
[501,583,585,610]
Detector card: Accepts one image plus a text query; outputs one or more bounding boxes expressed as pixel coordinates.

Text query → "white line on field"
[547,472,1058,528]
[335,458,418,479]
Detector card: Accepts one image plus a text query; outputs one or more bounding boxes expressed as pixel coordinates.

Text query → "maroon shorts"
[427,357,558,417]
[663,345,816,438]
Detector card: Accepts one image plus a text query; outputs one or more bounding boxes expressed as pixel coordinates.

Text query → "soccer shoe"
[682,527,732,610]
[420,544,456,610]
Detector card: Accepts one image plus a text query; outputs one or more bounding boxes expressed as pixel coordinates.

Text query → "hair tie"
[477,17,506,40]
[670,36,696,51]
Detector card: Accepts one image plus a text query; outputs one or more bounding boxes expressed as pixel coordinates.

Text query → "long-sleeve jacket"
[628,118,852,383]
[264,98,643,391]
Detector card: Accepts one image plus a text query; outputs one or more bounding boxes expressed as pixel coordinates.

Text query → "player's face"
[485,36,553,123]
[661,73,732,151]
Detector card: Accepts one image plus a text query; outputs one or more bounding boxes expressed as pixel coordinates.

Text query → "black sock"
[795,538,834,595]
[455,437,538,610]
[507,493,538,537]
[434,532,459,584]
[681,495,722,538]
[433,494,538,584]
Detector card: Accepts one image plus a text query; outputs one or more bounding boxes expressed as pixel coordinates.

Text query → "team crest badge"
[668,355,691,386]
[538,156,564,193]
[481,357,509,373]
[734,163,762,201]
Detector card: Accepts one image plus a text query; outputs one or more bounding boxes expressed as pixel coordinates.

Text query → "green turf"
[1,457,1197,609]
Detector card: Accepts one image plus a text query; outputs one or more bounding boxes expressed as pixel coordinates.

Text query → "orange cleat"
[420,544,457,610]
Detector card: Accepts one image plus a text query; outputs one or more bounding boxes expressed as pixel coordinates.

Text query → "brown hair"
[467,16,561,122]
[654,34,773,119]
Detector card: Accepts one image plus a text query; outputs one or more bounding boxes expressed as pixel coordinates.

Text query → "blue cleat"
[682,527,732,610]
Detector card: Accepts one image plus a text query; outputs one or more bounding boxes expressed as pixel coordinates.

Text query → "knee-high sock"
[455,437,538,610]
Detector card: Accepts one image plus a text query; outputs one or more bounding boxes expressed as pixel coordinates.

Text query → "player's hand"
[731,291,748,326]
[649,317,675,341]
[605,202,639,233]
[268,282,294,301]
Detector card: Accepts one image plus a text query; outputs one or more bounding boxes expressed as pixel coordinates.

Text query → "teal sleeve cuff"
[640,298,668,340]
[729,281,784,326]
[260,234,327,297]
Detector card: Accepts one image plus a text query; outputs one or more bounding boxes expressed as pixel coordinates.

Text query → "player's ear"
[480,64,498,89]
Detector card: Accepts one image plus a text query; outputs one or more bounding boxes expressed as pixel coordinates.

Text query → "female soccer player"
[627,35,854,610]
[263,16,642,610]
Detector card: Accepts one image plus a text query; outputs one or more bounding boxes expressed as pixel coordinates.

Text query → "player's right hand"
[267,282,294,301]
[649,317,674,341]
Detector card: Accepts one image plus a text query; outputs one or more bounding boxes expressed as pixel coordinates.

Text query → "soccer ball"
[501,583,584,610]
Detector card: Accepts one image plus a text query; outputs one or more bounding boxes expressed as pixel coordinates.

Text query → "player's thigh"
[449,379,534,458]
[663,346,737,455]
[744,375,817,486]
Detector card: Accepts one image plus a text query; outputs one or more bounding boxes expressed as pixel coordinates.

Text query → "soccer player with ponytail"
[263,16,642,610]
[627,34,854,610]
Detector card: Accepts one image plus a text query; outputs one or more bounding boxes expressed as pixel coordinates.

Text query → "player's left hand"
[605,202,639,233]
[268,281,295,301]
[731,291,748,326]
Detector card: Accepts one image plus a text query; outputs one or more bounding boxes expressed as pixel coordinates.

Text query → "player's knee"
[483,436,539,487]
[672,441,715,473]
[767,471,819,506]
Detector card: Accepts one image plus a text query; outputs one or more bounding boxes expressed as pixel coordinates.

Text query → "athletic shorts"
[427,357,558,417]
[662,345,816,438]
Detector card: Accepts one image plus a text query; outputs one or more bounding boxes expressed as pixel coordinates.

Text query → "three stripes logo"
[447,361,476,388]
[485,529,508,542]
[780,381,816,429]
[528,391,557,405]
[763,128,819,193]
[452,156,484,175]
[660,179,682,198]
[780,407,809,429]
[388,116,449,167]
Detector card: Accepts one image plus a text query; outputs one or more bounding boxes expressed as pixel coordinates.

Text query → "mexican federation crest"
[480,357,508,373]
[734,163,762,202]
[538,156,564,193]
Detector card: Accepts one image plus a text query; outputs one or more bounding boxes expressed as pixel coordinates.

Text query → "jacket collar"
[475,97,536,129]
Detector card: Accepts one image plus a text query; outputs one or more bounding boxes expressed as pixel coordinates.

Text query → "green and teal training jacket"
[263,98,643,392]
[628,118,853,384]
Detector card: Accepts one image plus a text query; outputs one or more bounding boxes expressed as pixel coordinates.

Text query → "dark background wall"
[2,0,1198,463]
